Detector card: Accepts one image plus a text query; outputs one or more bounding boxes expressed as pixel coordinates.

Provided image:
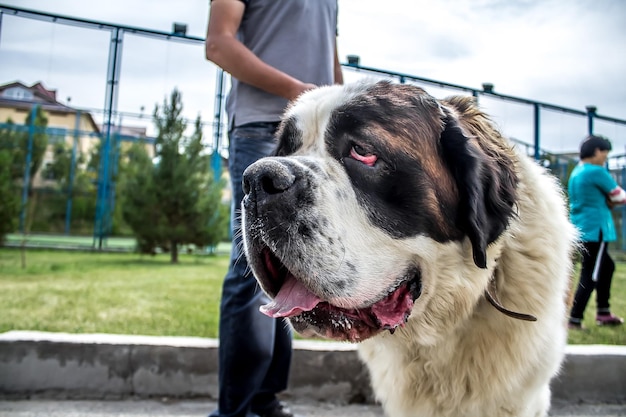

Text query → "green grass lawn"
[0,248,624,344]
[0,249,228,337]
[567,260,626,345]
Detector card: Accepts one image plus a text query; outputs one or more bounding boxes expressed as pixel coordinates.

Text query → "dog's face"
[241,80,518,342]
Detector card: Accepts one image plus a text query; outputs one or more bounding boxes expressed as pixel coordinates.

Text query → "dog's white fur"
[358,152,575,416]
[242,80,577,417]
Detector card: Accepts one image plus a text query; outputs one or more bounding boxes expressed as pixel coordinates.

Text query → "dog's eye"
[350,145,377,167]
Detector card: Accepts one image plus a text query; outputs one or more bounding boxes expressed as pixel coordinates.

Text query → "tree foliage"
[0,150,19,245]
[0,107,49,242]
[0,108,49,188]
[121,89,228,262]
[47,140,98,197]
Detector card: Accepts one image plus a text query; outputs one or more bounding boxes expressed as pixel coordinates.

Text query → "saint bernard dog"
[241,79,577,417]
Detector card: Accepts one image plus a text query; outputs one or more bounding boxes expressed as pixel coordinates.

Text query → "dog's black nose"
[243,158,297,204]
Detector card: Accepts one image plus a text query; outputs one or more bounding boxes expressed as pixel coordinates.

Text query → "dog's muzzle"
[242,158,304,217]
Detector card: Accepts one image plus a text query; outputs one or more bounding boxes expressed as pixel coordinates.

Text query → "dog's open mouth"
[257,247,422,342]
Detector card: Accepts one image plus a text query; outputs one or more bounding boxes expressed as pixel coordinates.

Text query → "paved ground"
[0,399,625,417]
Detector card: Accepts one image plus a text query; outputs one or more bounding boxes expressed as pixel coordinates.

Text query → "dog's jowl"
[241,80,577,417]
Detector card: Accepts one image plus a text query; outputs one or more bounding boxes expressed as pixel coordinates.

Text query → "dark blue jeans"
[210,122,293,417]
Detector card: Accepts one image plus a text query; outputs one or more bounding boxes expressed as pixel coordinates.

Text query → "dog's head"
[241,80,518,342]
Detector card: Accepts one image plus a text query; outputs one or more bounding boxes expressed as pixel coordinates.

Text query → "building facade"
[0,80,101,187]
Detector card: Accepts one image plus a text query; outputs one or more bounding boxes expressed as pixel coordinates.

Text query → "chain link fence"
[1,5,626,250]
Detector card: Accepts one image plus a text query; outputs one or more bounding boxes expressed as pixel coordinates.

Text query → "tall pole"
[107,114,123,238]
[94,27,123,249]
[0,10,4,46]
[586,105,596,136]
[211,69,225,180]
[19,105,39,232]
[65,110,81,235]
[533,103,540,160]
[622,167,626,251]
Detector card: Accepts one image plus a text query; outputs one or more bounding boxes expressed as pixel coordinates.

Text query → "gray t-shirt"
[225,0,338,129]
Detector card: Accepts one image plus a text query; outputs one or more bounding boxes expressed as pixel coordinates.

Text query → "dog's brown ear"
[439,109,517,269]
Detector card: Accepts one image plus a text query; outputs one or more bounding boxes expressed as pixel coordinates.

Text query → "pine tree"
[120,142,162,254]
[121,89,228,262]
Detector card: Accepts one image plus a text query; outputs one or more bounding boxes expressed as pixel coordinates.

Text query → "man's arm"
[205,0,315,100]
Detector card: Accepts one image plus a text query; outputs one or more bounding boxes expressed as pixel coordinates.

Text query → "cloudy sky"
[1,0,625,154]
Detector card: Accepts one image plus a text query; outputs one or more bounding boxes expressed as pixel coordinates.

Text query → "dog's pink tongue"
[260,275,321,318]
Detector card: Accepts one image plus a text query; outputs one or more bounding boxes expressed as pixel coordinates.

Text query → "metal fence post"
[106,130,121,238]
[211,69,225,181]
[586,105,596,135]
[622,167,626,251]
[533,103,541,160]
[0,9,4,46]
[65,110,81,235]
[19,105,39,233]
[94,27,123,249]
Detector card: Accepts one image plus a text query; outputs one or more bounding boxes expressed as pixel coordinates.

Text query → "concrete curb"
[0,331,624,404]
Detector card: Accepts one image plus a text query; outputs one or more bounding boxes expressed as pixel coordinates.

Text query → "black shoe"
[257,402,296,417]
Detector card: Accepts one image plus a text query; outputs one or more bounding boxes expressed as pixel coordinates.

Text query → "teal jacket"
[568,162,618,242]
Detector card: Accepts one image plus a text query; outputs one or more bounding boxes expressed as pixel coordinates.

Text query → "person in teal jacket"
[568,135,625,329]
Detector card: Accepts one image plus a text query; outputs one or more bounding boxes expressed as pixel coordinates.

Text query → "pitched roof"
[30,81,58,102]
[0,80,100,133]
[0,80,62,104]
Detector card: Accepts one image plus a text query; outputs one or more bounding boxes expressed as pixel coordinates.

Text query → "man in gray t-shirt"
[205,1,343,416]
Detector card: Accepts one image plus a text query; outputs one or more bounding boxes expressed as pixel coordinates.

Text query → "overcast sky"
[1,0,625,154]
